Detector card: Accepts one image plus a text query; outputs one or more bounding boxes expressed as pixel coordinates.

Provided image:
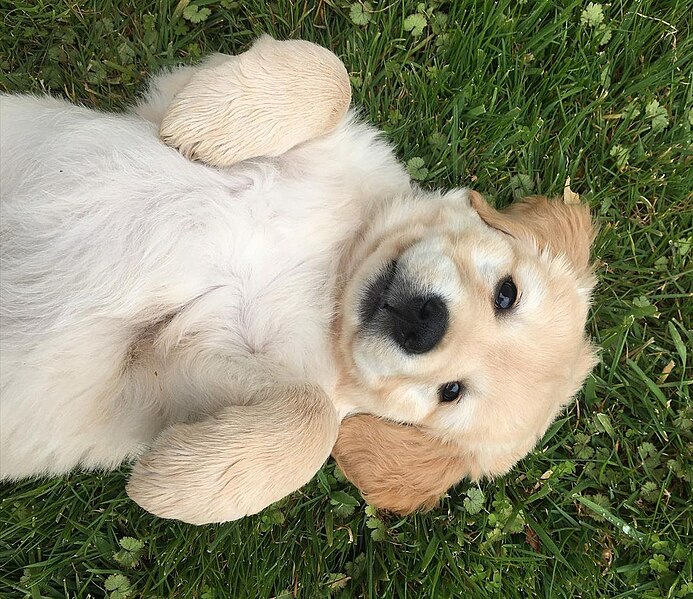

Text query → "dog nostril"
[418,297,445,320]
[403,333,419,351]
[388,294,449,354]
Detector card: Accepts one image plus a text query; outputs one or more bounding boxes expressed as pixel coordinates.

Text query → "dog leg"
[158,35,351,167]
[132,54,229,127]
[126,382,338,524]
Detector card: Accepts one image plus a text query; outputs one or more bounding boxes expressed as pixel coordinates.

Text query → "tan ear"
[331,414,469,515]
[469,191,596,281]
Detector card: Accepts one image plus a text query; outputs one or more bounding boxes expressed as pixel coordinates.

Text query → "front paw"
[160,36,351,167]
[127,384,338,524]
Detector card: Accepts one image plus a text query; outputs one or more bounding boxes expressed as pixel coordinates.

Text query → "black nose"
[385,295,449,354]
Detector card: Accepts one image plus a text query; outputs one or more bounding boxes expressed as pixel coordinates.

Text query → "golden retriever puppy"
[0,37,597,523]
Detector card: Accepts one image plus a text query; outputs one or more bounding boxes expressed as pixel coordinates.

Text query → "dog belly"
[0,97,356,477]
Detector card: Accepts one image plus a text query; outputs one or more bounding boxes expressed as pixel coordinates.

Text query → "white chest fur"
[138,155,363,417]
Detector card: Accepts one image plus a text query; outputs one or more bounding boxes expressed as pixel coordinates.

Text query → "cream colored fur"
[127,383,338,524]
[0,37,597,523]
[159,36,351,166]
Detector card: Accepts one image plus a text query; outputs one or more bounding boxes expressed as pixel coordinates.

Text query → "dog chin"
[351,334,397,385]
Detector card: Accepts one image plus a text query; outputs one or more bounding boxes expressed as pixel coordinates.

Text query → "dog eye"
[495,278,517,310]
[439,381,463,403]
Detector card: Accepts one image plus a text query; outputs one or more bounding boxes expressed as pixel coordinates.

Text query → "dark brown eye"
[439,381,463,402]
[495,278,517,311]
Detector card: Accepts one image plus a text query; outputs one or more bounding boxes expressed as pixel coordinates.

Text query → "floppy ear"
[469,191,596,282]
[331,414,470,514]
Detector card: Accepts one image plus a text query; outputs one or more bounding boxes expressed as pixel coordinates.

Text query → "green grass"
[1,1,691,597]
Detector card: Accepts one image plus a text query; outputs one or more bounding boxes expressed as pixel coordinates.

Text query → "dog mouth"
[359,260,398,324]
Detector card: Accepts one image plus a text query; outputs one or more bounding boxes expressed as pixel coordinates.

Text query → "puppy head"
[334,190,597,512]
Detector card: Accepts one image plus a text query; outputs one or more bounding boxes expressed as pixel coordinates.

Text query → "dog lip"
[359,260,398,324]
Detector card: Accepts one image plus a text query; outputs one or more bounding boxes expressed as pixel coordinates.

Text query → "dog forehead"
[466,233,515,280]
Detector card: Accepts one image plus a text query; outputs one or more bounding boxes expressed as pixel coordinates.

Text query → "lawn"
[0,1,691,597]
